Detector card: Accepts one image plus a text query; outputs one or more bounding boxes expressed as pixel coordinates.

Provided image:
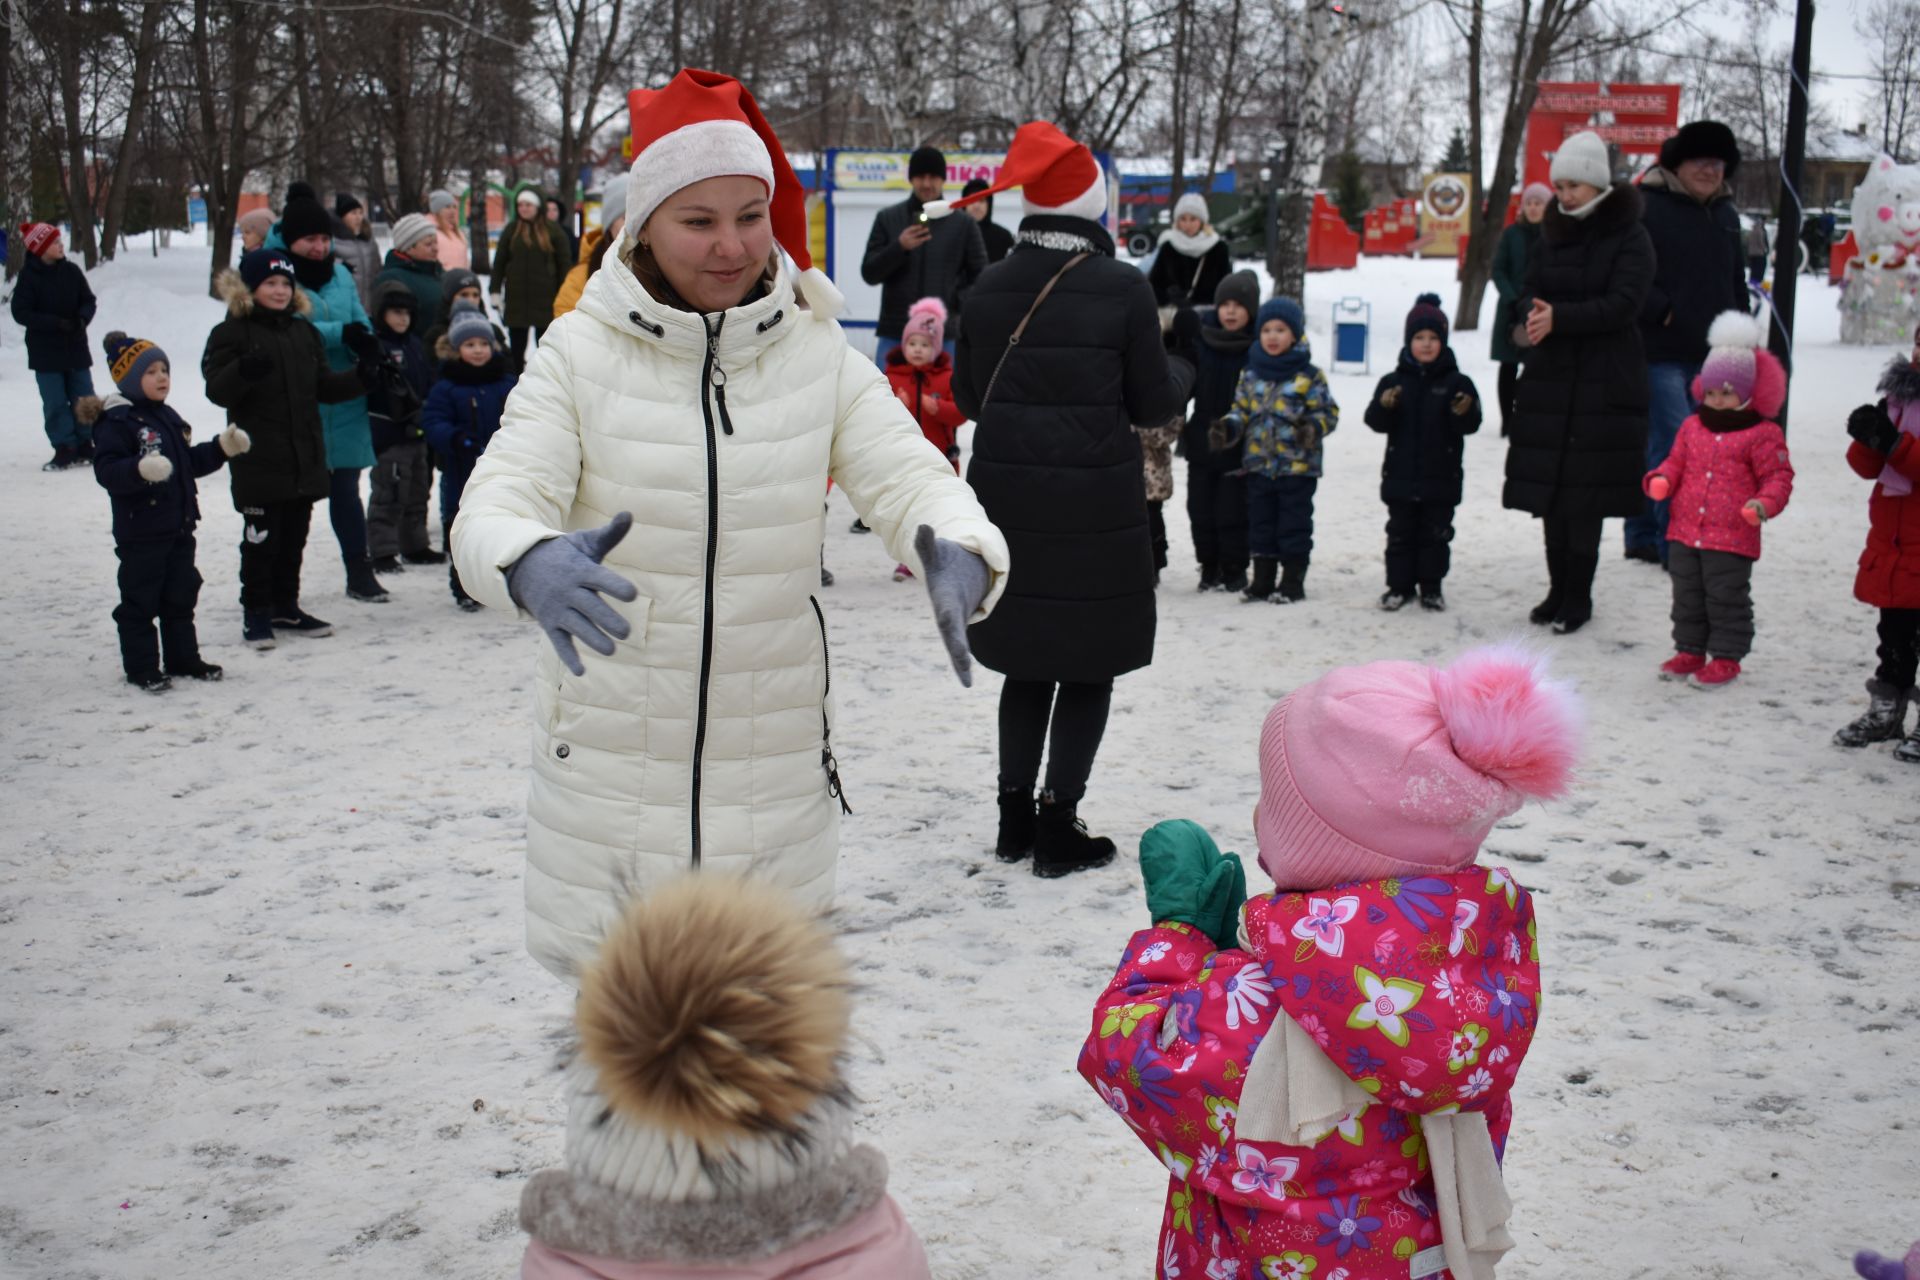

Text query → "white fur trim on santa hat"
[1024,169,1108,222]
[625,119,775,246]
[795,266,844,321]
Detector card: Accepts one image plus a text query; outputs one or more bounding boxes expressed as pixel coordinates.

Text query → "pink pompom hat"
[1257,645,1583,890]
[904,296,947,348]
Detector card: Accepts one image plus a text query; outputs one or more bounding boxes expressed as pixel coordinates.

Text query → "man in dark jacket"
[1630,119,1748,564]
[10,221,98,470]
[861,146,986,363]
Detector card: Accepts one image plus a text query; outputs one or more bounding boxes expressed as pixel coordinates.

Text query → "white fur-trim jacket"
[451,252,1009,980]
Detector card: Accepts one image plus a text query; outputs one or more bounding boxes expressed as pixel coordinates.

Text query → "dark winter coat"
[1147,238,1232,313]
[1848,370,1920,610]
[201,273,367,507]
[365,308,433,455]
[1503,184,1655,521]
[1364,347,1482,506]
[1489,218,1541,365]
[421,354,516,474]
[490,218,570,328]
[954,215,1181,683]
[1171,305,1254,469]
[90,395,227,542]
[860,196,988,339]
[1637,167,1748,366]
[373,250,446,331]
[979,216,1015,264]
[9,252,97,372]
[331,212,383,315]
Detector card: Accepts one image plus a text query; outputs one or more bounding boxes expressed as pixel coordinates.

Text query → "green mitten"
[1139,819,1248,950]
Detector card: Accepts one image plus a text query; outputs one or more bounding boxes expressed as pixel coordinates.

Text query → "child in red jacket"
[1835,324,1920,761]
[1643,312,1794,690]
[883,297,967,581]
[1084,646,1580,1280]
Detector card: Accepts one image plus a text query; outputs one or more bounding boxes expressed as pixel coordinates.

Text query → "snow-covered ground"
[3,237,1916,1279]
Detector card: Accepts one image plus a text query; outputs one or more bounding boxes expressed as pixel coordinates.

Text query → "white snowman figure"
[1841,153,1920,344]
[1852,153,1920,265]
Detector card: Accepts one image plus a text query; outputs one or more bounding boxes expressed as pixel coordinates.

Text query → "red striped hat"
[20,222,60,256]
[624,69,841,318]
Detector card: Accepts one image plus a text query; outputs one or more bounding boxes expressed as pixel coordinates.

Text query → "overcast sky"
[1780,0,1877,123]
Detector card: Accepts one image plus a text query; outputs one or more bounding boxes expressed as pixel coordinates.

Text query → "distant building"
[1732,125,1878,213]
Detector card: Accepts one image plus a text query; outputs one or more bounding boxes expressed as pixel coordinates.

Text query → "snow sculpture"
[1841,153,1920,345]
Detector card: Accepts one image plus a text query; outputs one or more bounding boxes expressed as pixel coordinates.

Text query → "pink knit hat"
[904,296,947,348]
[1256,646,1582,890]
[1694,310,1786,415]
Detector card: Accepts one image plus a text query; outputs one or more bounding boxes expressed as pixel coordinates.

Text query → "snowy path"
[2,245,1915,1278]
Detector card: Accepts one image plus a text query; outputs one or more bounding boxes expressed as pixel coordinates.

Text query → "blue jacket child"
[421,302,516,608]
[87,332,250,688]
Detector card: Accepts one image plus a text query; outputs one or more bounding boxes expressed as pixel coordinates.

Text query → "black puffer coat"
[1148,238,1232,312]
[1364,347,1482,506]
[955,216,1180,682]
[1637,167,1747,365]
[9,253,96,372]
[1171,305,1254,469]
[201,272,367,507]
[1503,184,1655,521]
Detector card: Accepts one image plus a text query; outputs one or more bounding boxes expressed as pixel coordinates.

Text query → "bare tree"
[1856,0,1920,160]
[98,0,165,261]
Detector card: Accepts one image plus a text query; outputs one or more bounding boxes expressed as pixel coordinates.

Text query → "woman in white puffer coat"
[453,70,1009,983]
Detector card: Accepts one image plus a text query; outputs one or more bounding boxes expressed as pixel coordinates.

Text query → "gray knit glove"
[915,524,990,687]
[507,512,639,676]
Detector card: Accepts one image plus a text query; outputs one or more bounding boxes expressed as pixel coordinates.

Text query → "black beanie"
[1213,269,1259,317]
[285,181,318,205]
[961,177,994,215]
[279,196,333,244]
[239,247,297,291]
[1405,292,1450,344]
[334,192,363,217]
[908,146,947,180]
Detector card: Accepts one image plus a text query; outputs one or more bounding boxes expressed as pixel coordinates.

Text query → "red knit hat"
[20,222,59,257]
[624,68,841,318]
[931,121,1106,222]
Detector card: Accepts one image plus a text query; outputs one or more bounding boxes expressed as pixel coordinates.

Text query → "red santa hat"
[623,68,841,319]
[928,121,1107,223]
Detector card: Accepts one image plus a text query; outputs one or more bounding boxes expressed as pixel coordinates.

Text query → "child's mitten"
[340,322,377,360]
[1140,820,1248,950]
[1848,403,1899,455]
[1451,391,1475,416]
[137,453,173,483]
[218,425,252,457]
[1646,475,1671,501]
[1379,385,1402,410]
[1742,500,1768,526]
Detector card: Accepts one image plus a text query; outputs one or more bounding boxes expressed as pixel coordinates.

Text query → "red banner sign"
[1523,82,1682,188]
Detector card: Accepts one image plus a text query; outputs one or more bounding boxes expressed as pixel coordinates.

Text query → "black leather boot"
[1032,794,1116,878]
[1553,552,1598,634]
[1530,547,1565,626]
[1276,560,1307,602]
[1243,557,1277,602]
[995,785,1037,861]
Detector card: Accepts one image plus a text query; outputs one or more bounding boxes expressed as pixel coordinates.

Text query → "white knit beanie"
[1549,131,1612,190]
[1174,192,1210,224]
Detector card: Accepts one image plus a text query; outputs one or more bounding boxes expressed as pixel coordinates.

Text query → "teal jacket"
[270,225,374,470]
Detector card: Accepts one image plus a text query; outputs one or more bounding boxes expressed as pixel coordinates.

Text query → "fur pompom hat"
[1257,646,1582,890]
[1694,310,1786,415]
[903,296,947,349]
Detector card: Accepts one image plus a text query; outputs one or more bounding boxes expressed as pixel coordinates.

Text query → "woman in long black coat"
[1504,171,1654,635]
[955,211,1180,877]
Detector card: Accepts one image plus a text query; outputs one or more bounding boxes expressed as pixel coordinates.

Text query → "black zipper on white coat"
[689,312,727,868]
[810,595,853,815]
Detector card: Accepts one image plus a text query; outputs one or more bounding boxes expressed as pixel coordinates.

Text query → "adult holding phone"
[860,145,987,366]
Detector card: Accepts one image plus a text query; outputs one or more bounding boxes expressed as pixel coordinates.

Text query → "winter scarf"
[1160,224,1222,257]
[1559,186,1615,222]
[1698,405,1763,434]
[291,251,337,291]
[1877,356,1920,496]
[1247,338,1312,383]
[1200,321,1255,357]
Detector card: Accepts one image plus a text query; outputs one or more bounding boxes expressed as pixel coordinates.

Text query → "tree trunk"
[98,0,164,263]
[1270,2,1342,300]
[1454,0,1486,328]
[1169,0,1190,208]
[0,0,16,283]
[469,159,491,275]
[55,0,98,267]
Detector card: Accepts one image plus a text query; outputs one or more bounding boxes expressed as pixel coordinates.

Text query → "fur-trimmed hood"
[1542,180,1644,246]
[213,268,315,320]
[1879,355,1920,406]
[1639,164,1735,206]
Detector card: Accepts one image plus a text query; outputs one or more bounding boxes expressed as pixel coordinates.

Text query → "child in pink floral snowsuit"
[1643,311,1794,690]
[1082,647,1581,1280]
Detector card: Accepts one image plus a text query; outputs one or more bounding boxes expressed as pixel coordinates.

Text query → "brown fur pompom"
[577,875,851,1153]
[72,396,104,427]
